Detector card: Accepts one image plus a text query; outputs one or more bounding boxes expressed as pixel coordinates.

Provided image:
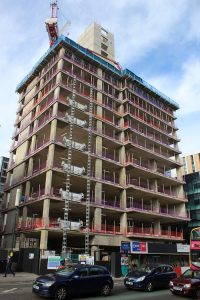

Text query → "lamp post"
[11,189,20,250]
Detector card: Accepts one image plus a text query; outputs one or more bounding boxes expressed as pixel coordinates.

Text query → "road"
[0,281,190,300]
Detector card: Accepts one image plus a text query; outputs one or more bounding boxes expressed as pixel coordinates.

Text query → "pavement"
[0,272,38,284]
[0,272,124,284]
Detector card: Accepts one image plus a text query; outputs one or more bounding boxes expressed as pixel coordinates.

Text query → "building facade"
[184,172,200,229]
[78,22,115,61]
[0,156,9,246]
[0,156,9,206]
[181,153,200,176]
[0,34,188,257]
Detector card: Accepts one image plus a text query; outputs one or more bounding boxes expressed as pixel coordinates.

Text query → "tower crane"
[45,1,59,47]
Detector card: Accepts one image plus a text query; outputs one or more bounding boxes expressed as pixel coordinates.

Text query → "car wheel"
[54,286,68,300]
[145,281,153,292]
[195,289,200,299]
[101,284,111,296]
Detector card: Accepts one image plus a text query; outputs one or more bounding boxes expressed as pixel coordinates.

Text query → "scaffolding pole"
[85,87,93,254]
[62,76,77,256]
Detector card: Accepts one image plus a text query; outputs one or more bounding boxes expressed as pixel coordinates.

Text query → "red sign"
[140,242,147,252]
[191,241,200,250]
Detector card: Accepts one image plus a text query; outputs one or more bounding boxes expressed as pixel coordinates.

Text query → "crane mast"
[45,1,59,46]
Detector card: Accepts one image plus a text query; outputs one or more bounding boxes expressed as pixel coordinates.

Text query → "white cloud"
[0,0,200,157]
[147,55,200,115]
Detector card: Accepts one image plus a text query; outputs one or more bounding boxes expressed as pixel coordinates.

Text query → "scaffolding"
[61,76,77,255]
[85,87,93,254]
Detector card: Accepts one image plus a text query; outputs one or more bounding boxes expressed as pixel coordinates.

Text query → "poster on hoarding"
[47,256,61,269]
[176,244,189,253]
[78,254,94,265]
[131,241,148,253]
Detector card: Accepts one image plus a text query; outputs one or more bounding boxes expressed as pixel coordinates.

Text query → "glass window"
[101,43,108,51]
[89,267,104,276]
[78,267,88,277]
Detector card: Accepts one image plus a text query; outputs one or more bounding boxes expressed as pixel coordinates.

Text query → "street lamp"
[11,189,20,250]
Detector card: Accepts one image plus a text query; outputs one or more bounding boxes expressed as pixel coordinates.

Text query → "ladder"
[62,76,76,255]
[85,87,93,254]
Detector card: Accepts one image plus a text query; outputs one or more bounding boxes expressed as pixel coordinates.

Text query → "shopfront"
[121,241,189,276]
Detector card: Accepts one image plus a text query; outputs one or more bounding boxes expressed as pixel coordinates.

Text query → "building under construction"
[0,15,189,264]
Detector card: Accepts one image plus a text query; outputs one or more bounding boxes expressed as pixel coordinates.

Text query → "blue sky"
[0,0,200,157]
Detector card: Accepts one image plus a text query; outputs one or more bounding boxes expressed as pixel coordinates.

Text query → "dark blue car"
[32,264,113,300]
[124,264,177,292]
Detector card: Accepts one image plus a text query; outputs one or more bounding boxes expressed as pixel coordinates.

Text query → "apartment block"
[0,34,188,256]
[181,153,200,176]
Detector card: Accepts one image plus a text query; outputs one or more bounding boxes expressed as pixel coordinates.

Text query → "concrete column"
[27,157,33,176]
[20,207,28,248]
[57,58,64,70]
[22,206,28,221]
[176,166,183,181]
[154,221,161,235]
[97,71,102,91]
[95,182,102,205]
[120,189,127,209]
[45,170,53,194]
[30,135,37,152]
[40,230,48,250]
[59,47,65,57]
[176,185,185,198]
[95,159,102,179]
[94,207,102,231]
[56,72,62,85]
[119,146,126,164]
[42,198,50,227]
[120,212,127,235]
[40,78,45,88]
[97,105,102,117]
[47,144,55,168]
[149,179,157,191]
[40,198,50,250]
[152,199,160,213]
[91,245,100,261]
[54,87,60,99]
[119,167,126,186]
[97,91,102,104]
[97,120,102,134]
[176,203,187,217]
[95,136,102,155]
[25,181,31,198]
[52,102,58,116]
[149,159,157,171]
[118,104,124,115]
[50,119,57,140]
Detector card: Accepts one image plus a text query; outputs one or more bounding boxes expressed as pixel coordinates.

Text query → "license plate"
[126,281,133,285]
[33,285,39,290]
[173,286,182,291]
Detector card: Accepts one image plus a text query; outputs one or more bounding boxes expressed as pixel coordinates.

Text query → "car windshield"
[56,265,76,276]
[128,266,154,276]
[182,269,200,279]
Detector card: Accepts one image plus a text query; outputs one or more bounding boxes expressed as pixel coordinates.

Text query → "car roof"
[75,264,107,269]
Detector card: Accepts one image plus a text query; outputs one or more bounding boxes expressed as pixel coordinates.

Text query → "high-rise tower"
[0,21,189,268]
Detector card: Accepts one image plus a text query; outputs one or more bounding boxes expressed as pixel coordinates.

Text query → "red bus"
[190,227,200,270]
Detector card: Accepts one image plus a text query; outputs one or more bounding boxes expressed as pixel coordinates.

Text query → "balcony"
[126,178,186,201]
[127,226,183,239]
[126,201,189,220]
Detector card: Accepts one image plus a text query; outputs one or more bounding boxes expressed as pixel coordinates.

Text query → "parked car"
[124,264,176,292]
[169,268,200,298]
[32,264,113,300]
